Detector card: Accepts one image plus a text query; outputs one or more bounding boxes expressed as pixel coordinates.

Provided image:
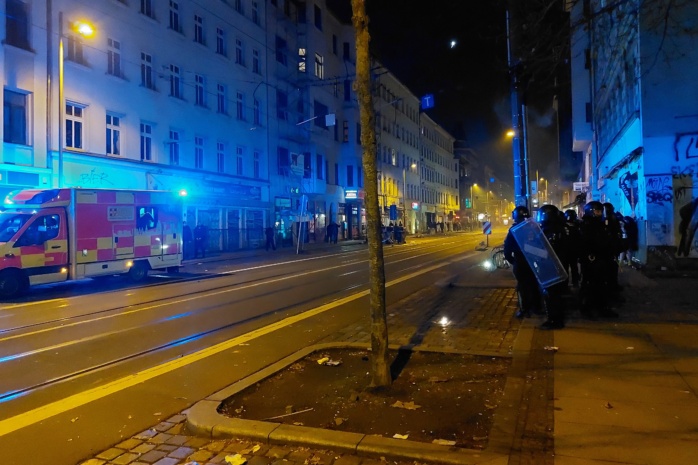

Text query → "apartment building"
[2,0,457,248]
[568,0,698,266]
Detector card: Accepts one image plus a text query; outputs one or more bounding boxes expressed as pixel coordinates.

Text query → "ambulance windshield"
[0,212,33,243]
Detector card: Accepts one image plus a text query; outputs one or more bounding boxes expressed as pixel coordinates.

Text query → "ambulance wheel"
[128,262,148,282]
[0,270,27,298]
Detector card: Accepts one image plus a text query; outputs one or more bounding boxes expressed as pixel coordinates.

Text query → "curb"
[186,334,534,465]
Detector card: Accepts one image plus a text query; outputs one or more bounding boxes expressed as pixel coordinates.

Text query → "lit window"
[298,48,306,72]
[314,53,324,79]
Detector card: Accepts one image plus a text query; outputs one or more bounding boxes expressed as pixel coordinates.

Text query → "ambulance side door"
[11,212,68,284]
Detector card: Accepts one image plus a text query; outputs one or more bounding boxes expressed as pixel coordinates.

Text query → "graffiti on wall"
[674,132,698,161]
[78,168,114,187]
[619,171,638,212]
[645,175,672,205]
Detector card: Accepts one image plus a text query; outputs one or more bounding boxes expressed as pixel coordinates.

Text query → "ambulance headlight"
[60,267,68,274]
[126,260,133,268]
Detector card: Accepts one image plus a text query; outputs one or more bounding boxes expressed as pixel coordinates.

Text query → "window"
[314,4,322,30]
[140,122,152,161]
[236,146,244,175]
[344,79,351,102]
[334,163,339,185]
[252,49,261,74]
[106,114,120,155]
[253,151,260,178]
[194,15,205,45]
[358,166,363,188]
[140,0,154,18]
[343,42,350,61]
[313,100,328,128]
[65,103,84,149]
[194,136,204,169]
[236,92,245,120]
[253,98,261,125]
[332,35,338,55]
[3,90,28,145]
[136,207,158,231]
[217,84,227,114]
[316,155,323,180]
[314,53,324,79]
[235,39,245,65]
[347,165,354,187]
[276,90,288,120]
[195,74,206,106]
[298,48,306,73]
[217,142,226,173]
[275,36,287,65]
[356,122,361,144]
[277,147,289,175]
[235,0,244,15]
[66,34,85,64]
[5,0,30,50]
[169,0,181,32]
[216,28,227,56]
[169,64,183,98]
[252,1,260,25]
[168,130,180,165]
[342,120,349,142]
[141,52,154,89]
[107,38,122,77]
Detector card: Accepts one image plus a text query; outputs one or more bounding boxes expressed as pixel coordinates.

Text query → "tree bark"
[351,0,391,387]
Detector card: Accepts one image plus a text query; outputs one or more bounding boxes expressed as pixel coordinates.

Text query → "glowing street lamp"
[58,14,95,187]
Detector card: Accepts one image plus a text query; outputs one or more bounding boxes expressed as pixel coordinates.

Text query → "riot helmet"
[511,206,530,224]
[536,204,560,227]
[583,201,604,218]
[564,209,578,222]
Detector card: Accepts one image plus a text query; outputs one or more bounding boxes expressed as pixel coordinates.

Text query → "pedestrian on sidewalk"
[182,222,193,259]
[265,226,276,251]
[193,223,208,258]
[504,206,542,318]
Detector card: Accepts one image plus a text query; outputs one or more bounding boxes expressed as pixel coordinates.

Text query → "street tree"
[351,0,391,388]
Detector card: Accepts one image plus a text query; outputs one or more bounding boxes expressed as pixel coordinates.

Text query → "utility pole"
[506,4,531,211]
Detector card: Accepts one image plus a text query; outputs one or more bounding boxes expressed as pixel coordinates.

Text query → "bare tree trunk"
[351,0,391,388]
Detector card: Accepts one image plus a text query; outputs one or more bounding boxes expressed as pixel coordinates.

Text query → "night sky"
[327,0,571,190]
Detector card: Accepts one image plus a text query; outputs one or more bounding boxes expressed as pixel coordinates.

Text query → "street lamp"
[58,13,94,187]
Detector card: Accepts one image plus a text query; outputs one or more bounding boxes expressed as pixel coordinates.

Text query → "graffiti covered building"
[568,0,698,267]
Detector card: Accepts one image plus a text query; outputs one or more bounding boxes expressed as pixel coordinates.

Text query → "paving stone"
[153,422,175,432]
[184,436,210,448]
[265,447,290,459]
[164,434,189,446]
[155,445,178,452]
[247,456,273,465]
[111,452,141,465]
[152,458,180,465]
[78,460,106,465]
[286,450,313,463]
[332,456,362,465]
[168,446,195,459]
[150,433,172,444]
[115,439,143,450]
[203,441,228,452]
[131,443,157,454]
[186,449,215,462]
[134,429,158,440]
[165,423,185,435]
[208,451,231,463]
[96,448,124,460]
[166,414,186,423]
[137,450,167,464]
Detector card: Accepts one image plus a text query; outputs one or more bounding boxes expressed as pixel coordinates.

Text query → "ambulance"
[0,188,184,298]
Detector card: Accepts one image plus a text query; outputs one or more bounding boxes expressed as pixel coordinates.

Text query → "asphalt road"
[0,230,506,465]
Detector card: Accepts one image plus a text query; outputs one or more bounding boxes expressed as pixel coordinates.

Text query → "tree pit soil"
[218,348,510,449]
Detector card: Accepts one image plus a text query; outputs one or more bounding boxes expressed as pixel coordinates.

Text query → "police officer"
[579,201,618,319]
[504,206,542,319]
[564,209,582,287]
[603,202,624,295]
[537,204,569,329]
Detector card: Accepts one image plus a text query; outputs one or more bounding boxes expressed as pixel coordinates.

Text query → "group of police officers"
[503,201,634,330]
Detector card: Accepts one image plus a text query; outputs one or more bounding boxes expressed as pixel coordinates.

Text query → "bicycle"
[489,245,510,270]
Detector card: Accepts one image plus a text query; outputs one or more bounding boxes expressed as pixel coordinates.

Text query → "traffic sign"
[483,221,492,235]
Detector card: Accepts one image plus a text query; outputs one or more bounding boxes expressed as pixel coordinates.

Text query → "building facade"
[2,0,456,249]
[568,0,698,266]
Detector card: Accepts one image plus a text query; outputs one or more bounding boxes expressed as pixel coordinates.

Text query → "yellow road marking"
[0,252,473,436]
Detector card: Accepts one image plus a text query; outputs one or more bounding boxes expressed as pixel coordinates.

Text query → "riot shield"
[510,218,568,288]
